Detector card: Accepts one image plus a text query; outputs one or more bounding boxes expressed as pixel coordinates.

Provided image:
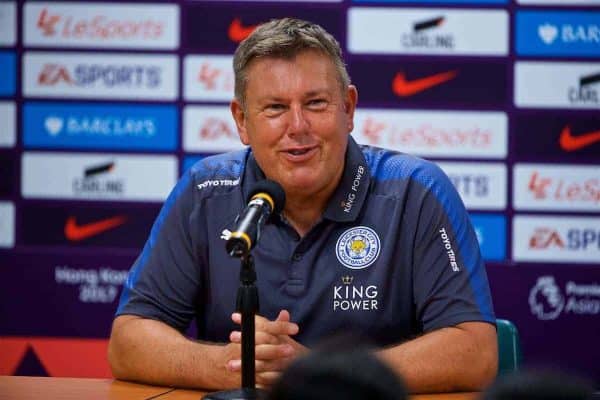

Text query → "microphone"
[226,180,285,257]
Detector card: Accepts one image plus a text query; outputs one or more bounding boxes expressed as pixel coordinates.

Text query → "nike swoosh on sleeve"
[392,70,458,97]
[559,126,600,151]
[64,215,127,241]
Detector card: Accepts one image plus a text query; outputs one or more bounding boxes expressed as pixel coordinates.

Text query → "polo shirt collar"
[322,136,370,222]
[242,136,370,223]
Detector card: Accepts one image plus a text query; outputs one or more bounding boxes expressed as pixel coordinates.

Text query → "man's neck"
[282,196,327,238]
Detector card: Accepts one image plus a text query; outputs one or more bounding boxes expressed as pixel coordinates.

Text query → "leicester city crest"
[336,226,381,269]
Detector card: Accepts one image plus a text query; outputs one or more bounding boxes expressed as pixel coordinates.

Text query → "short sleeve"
[116,168,203,332]
[411,161,495,332]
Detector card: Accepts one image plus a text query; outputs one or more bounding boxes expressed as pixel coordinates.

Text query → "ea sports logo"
[336,226,380,270]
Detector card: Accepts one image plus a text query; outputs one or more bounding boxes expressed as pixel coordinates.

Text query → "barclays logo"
[517,11,600,57]
[43,115,156,138]
[23,102,177,151]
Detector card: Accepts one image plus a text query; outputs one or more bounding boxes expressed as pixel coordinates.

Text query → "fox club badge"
[336,226,380,269]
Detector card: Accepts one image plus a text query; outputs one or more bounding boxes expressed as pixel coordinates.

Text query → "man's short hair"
[233,18,351,107]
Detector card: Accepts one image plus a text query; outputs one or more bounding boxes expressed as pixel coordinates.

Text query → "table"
[0,376,479,400]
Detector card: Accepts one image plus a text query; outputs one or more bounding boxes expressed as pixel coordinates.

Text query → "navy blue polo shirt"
[117,137,495,346]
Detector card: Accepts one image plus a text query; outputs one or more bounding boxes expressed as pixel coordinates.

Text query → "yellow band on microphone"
[230,231,252,250]
[251,192,275,211]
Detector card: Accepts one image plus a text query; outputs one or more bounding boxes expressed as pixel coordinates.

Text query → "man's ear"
[231,99,250,145]
[344,85,358,133]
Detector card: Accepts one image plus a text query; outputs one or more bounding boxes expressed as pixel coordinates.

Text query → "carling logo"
[0,201,15,248]
[514,164,600,212]
[353,109,507,159]
[348,7,508,56]
[23,52,178,100]
[515,61,600,109]
[24,2,179,49]
[23,102,178,151]
[513,215,600,264]
[529,276,600,321]
[437,162,507,210]
[184,106,245,153]
[0,2,16,46]
[516,11,600,58]
[0,102,16,148]
[184,55,234,102]
[21,152,177,202]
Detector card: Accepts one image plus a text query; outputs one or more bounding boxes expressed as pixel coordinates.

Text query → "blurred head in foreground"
[481,368,595,400]
[267,345,407,400]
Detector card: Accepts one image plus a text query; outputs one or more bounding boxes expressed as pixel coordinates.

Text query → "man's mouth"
[281,146,317,161]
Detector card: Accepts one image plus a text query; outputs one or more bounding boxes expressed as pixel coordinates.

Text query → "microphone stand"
[202,253,265,400]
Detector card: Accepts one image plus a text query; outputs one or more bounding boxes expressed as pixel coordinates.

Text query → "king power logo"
[333,276,379,312]
[529,276,600,320]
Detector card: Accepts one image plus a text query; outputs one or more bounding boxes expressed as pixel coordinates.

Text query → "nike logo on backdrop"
[559,126,600,151]
[392,70,458,97]
[228,18,257,43]
[64,215,127,241]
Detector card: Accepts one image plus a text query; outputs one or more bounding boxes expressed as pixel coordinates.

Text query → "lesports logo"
[353,109,507,159]
[336,226,381,269]
[514,164,600,212]
[348,8,508,56]
[184,55,234,101]
[559,126,600,151]
[529,276,564,320]
[64,215,127,242]
[392,70,458,97]
[24,3,179,49]
[24,52,178,100]
[516,11,600,57]
[228,18,257,43]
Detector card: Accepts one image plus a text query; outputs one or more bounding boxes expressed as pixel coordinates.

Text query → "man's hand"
[227,310,307,387]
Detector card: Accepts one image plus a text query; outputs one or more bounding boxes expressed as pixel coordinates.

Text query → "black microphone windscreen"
[247,180,286,213]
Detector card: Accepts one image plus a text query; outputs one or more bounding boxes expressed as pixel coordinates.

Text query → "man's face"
[231,50,358,200]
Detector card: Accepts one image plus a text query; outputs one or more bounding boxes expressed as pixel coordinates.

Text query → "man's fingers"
[256,371,282,387]
[255,343,294,360]
[231,312,299,336]
[229,330,280,345]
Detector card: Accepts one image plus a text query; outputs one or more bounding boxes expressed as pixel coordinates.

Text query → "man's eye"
[307,99,327,108]
[266,104,285,111]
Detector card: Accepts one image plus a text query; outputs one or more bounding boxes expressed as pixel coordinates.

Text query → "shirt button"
[292,253,303,262]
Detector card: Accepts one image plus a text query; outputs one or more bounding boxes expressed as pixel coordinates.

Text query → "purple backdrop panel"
[350,58,508,108]
[0,151,17,197]
[183,3,344,53]
[20,202,159,249]
[514,113,600,163]
[488,263,600,383]
[0,251,136,337]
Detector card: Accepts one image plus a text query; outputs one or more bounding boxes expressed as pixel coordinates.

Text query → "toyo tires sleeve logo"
[336,226,381,269]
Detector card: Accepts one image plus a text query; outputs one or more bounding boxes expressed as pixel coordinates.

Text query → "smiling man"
[109,18,498,393]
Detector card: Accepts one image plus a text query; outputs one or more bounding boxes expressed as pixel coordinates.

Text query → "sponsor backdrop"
[0,0,598,385]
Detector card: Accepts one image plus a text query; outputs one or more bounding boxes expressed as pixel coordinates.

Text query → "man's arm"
[108,315,241,390]
[378,321,498,393]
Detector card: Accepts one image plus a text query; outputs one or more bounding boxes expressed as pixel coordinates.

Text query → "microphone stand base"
[202,388,267,400]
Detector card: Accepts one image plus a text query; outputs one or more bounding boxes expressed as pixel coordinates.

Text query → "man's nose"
[287,104,310,135]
